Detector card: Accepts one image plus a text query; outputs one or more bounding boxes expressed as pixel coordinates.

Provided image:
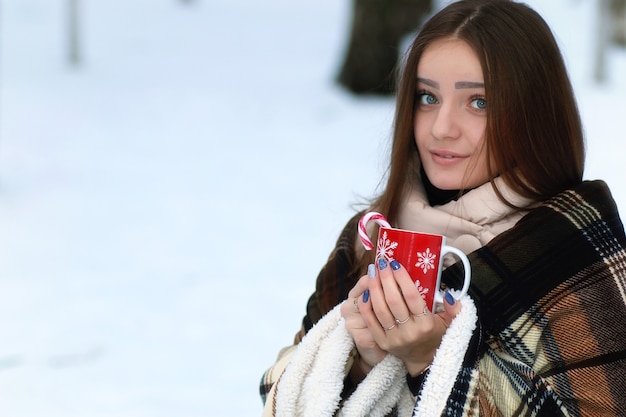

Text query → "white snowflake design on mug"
[414,279,430,298]
[415,248,437,274]
[376,231,398,260]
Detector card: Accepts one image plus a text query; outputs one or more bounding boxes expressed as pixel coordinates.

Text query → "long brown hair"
[350,0,585,274]
[372,0,585,225]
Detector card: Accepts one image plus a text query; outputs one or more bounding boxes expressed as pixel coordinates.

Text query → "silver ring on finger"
[384,323,396,331]
[413,306,429,318]
[395,315,411,325]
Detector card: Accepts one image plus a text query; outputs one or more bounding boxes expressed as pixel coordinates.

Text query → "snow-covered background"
[0,0,624,416]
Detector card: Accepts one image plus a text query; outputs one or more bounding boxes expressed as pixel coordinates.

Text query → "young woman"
[260,1,626,415]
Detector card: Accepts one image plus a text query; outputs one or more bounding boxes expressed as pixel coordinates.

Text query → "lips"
[430,150,468,165]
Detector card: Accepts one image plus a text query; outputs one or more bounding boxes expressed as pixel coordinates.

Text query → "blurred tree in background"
[595,0,626,81]
[337,0,626,94]
[613,0,626,46]
[68,0,80,65]
[336,0,433,95]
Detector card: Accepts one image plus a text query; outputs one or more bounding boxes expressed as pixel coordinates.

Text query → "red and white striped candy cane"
[358,212,391,250]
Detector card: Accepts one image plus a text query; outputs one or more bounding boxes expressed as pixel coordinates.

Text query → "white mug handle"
[433,245,471,304]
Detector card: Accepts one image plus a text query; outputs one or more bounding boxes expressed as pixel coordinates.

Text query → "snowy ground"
[0,0,624,416]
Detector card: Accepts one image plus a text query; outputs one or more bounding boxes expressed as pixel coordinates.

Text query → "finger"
[380,259,412,322]
[360,296,394,340]
[347,275,370,300]
[436,291,463,328]
[343,264,373,320]
[343,307,368,330]
[342,277,366,319]
[359,263,393,335]
[368,258,404,331]
[367,259,393,330]
[388,259,428,317]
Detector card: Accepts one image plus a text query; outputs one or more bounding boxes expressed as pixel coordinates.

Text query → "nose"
[431,103,461,140]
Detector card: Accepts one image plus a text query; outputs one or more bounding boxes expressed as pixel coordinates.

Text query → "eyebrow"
[417,77,439,89]
[455,81,485,89]
[417,77,484,90]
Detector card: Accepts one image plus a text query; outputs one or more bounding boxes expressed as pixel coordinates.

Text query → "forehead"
[417,38,483,81]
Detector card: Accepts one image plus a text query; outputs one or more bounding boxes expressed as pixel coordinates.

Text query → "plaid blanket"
[441,180,626,416]
[261,180,626,416]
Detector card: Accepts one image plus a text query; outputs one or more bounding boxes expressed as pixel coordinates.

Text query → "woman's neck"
[420,166,461,206]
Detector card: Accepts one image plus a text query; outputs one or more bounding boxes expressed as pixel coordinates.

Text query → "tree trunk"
[337,0,433,95]
[594,0,610,83]
[68,0,80,65]
[612,0,626,46]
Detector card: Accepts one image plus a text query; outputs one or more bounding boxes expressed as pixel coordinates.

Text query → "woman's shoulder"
[538,180,615,209]
[532,180,625,238]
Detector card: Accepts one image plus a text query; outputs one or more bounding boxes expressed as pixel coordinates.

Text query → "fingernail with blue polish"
[390,259,401,270]
[363,290,370,303]
[378,258,388,270]
[367,264,376,278]
[445,291,456,305]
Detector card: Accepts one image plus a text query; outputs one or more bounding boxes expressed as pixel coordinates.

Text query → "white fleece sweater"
[263,293,477,417]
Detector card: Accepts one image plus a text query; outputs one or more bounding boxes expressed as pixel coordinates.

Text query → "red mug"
[359,212,471,310]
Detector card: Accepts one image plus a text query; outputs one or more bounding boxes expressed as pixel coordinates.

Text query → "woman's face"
[414,38,491,191]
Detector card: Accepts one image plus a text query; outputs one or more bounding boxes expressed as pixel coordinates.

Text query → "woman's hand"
[359,258,462,376]
[340,266,387,373]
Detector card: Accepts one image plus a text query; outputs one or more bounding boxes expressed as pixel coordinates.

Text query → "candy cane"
[358,212,391,250]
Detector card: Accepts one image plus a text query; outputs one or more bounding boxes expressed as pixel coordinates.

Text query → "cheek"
[472,118,487,143]
[413,114,429,148]
[468,121,488,161]
[467,141,493,186]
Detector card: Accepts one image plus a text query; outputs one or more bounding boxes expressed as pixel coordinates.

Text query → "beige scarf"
[397,177,535,256]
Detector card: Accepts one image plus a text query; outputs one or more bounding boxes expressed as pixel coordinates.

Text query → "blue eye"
[417,91,438,105]
[470,97,487,110]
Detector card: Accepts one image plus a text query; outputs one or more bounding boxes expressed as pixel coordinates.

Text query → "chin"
[427,171,488,191]
[428,177,464,191]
